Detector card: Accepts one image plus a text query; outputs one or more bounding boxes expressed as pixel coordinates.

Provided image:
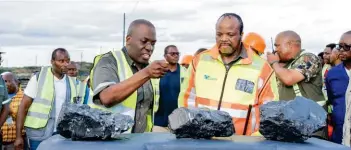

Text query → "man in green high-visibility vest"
[15,48,80,150]
[89,19,169,133]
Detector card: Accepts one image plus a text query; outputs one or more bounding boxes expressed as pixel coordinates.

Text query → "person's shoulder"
[328,64,343,74]
[95,51,116,66]
[300,52,319,61]
[99,51,115,61]
[294,51,320,66]
[0,77,5,87]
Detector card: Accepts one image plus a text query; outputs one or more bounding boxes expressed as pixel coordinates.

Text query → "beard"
[219,47,234,55]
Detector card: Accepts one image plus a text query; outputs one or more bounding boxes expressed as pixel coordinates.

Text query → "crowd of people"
[0,12,349,150]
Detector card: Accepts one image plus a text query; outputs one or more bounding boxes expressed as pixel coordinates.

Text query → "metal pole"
[80,52,83,68]
[35,55,37,66]
[123,13,126,47]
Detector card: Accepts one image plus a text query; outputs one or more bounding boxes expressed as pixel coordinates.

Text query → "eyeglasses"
[167,52,180,56]
[336,43,351,51]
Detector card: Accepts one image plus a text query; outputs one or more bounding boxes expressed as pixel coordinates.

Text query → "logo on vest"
[235,79,255,94]
[204,74,217,80]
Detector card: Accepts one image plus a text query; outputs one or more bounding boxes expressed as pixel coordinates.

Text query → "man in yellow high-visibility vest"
[15,48,80,150]
[66,61,90,104]
[179,13,279,136]
[89,19,169,133]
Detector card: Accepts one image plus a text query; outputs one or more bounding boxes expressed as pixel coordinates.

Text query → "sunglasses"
[336,43,351,51]
[167,52,180,56]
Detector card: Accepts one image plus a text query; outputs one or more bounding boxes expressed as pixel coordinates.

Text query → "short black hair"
[326,43,336,50]
[51,48,68,61]
[164,45,177,55]
[318,52,324,59]
[127,19,155,36]
[217,13,244,34]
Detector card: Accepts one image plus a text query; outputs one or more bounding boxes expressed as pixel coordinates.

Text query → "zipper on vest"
[217,64,230,110]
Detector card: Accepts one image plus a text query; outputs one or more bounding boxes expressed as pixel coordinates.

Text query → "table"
[37,133,349,150]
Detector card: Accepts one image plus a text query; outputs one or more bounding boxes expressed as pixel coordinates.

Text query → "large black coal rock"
[57,104,134,141]
[168,107,234,139]
[259,96,327,142]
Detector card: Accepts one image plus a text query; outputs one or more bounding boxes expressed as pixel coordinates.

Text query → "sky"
[0,0,350,67]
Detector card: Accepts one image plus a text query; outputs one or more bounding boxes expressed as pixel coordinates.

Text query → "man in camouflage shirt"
[266,30,324,102]
[267,31,326,139]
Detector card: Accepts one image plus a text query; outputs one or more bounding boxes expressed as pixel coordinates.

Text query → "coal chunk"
[259,96,327,142]
[168,107,234,139]
[57,104,134,141]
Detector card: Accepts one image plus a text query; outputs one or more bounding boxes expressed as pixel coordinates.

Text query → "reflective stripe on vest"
[186,87,196,108]
[77,81,87,104]
[180,65,186,84]
[288,51,326,106]
[321,64,330,101]
[24,67,77,129]
[88,50,159,133]
[193,52,265,135]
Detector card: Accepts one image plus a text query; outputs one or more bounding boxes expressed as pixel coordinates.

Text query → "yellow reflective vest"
[321,64,331,101]
[89,50,160,133]
[179,45,279,135]
[75,78,88,104]
[24,66,79,129]
[180,65,187,84]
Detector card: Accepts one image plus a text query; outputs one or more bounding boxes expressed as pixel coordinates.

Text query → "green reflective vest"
[24,66,79,129]
[89,50,160,133]
[74,78,87,104]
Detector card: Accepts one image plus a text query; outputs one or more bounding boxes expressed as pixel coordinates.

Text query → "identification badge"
[235,79,255,94]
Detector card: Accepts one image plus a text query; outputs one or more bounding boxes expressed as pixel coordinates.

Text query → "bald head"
[125,19,157,65]
[127,19,155,36]
[343,31,351,35]
[1,72,17,81]
[340,31,351,42]
[1,72,19,94]
[275,30,302,62]
[277,30,301,45]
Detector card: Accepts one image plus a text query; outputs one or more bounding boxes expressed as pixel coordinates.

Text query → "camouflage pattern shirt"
[289,52,322,82]
[278,50,324,101]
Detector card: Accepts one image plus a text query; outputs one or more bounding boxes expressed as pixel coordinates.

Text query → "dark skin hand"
[0,103,10,127]
[98,21,170,107]
[14,95,33,150]
[99,60,169,107]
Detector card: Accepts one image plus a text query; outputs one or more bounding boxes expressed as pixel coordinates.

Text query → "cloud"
[0,0,350,67]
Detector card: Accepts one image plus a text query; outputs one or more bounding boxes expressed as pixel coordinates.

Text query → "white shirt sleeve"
[24,75,38,99]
